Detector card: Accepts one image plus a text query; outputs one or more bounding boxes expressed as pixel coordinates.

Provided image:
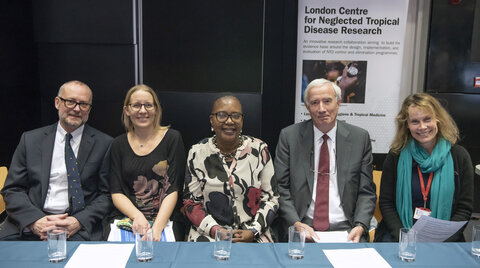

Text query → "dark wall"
[426,0,480,94]
[262,0,298,154]
[426,0,480,212]
[1,0,137,166]
[32,0,137,138]
[0,0,38,167]
[139,0,300,153]
[141,0,265,150]
[142,0,263,94]
[0,0,300,166]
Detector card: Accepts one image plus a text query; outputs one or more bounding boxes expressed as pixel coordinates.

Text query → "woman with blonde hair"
[375,93,473,242]
[109,84,186,241]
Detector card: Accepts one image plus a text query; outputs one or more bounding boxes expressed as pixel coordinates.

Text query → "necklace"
[133,128,165,149]
[213,134,244,159]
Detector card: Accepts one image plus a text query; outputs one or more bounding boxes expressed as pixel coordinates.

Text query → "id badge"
[413,207,431,219]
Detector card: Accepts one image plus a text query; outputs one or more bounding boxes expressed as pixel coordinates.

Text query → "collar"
[313,121,337,143]
[57,122,85,144]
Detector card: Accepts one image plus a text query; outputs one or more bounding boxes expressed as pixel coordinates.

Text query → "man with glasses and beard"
[0,80,113,241]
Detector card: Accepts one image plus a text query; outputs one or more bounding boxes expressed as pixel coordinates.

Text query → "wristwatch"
[249,228,259,238]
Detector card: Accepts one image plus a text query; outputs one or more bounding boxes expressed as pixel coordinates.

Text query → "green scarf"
[396,138,454,228]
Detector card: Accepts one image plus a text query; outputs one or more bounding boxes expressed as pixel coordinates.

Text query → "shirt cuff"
[355,222,368,234]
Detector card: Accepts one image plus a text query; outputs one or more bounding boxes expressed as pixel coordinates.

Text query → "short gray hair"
[303,78,341,105]
[58,80,93,102]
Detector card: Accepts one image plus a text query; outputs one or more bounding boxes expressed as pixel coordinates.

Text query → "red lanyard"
[417,166,433,208]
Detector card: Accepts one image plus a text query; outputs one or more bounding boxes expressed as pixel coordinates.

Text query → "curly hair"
[390,93,459,154]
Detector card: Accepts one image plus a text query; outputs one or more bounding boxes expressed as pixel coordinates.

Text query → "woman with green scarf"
[375,93,473,242]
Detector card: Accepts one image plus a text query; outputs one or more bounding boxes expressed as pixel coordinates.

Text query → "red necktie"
[313,134,329,231]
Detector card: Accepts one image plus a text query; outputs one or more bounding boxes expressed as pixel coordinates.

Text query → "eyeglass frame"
[57,96,92,111]
[210,111,244,123]
[128,103,156,112]
[310,148,337,176]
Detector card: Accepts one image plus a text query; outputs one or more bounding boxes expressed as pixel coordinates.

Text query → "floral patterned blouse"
[183,135,279,242]
[109,129,186,221]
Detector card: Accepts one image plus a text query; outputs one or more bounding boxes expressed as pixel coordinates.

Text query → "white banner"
[295,0,409,153]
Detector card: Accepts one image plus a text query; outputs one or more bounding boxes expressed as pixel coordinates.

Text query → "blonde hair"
[390,93,459,154]
[122,84,167,132]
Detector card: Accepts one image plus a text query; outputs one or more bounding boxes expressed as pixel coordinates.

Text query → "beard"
[60,113,88,132]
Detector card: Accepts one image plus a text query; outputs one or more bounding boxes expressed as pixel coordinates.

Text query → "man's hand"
[232,229,255,243]
[55,216,82,238]
[29,213,68,240]
[294,221,320,242]
[347,225,364,243]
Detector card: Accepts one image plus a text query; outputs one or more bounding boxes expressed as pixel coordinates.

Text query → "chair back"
[369,170,383,242]
[372,170,383,223]
[0,166,7,214]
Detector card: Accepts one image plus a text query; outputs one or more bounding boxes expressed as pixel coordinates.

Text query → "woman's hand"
[152,221,164,242]
[132,213,150,234]
[232,229,255,243]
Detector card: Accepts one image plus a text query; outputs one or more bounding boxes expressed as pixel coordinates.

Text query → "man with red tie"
[275,78,376,242]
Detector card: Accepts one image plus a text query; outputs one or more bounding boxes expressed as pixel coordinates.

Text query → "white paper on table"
[411,216,467,242]
[323,248,392,268]
[107,221,121,241]
[313,231,351,243]
[65,243,134,268]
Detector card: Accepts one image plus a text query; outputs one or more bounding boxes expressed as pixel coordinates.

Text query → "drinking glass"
[288,225,305,260]
[135,227,153,262]
[214,227,233,261]
[47,227,67,263]
[472,224,480,257]
[398,228,416,262]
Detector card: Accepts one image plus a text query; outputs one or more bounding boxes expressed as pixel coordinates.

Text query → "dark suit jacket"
[275,120,376,237]
[0,123,113,240]
[375,144,473,242]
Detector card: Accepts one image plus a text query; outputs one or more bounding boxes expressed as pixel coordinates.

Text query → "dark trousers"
[302,217,352,231]
[1,231,86,241]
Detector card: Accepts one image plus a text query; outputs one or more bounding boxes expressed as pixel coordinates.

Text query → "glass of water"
[214,227,233,261]
[288,225,305,260]
[135,227,153,262]
[472,224,480,257]
[398,228,416,262]
[47,227,67,263]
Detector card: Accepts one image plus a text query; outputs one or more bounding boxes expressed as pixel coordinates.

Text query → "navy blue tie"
[65,133,85,214]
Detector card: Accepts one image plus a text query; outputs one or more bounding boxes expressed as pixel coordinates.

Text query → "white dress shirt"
[305,122,348,224]
[43,123,84,214]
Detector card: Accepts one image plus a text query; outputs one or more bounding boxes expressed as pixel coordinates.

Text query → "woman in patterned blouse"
[183,94,279,242]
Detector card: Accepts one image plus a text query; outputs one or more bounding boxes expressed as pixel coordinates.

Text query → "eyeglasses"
[211,111,243,122]
[310,148,337,176]
[58,96,92,111]
[129,103,155,112]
